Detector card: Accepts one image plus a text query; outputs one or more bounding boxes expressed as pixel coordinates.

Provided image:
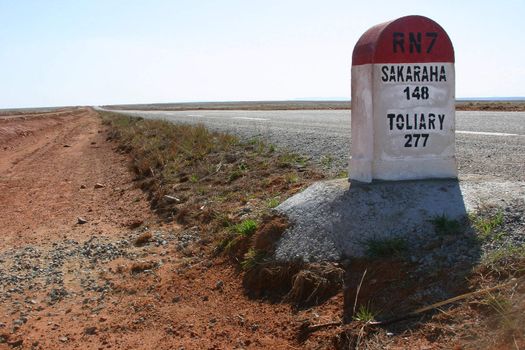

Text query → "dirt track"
[0,108,343,349]
[0,108,156,249]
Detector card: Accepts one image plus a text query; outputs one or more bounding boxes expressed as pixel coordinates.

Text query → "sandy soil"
[0,108,342,349]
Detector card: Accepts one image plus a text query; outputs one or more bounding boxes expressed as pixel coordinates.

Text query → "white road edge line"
[186,114,204,117]
[231,117,269,121]
[456,130,522,137]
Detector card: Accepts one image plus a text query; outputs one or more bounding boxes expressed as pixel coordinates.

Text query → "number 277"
[404,133,429,147]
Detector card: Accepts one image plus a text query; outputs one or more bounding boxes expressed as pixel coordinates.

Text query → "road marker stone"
[350,15,457,182]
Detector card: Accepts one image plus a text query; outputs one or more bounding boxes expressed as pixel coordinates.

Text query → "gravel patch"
[0,227,203,317]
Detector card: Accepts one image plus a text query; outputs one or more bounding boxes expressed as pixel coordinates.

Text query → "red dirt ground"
[0,108,343,349]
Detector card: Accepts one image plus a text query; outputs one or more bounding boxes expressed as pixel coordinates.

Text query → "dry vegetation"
[102,101,351,111]
[102,100,525,112]
[99,110,525,349]
[456,101,525,111]
[99,112,330,279]
[100,111,323,229]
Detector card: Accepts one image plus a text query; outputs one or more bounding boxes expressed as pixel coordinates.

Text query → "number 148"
[403,86,429,100]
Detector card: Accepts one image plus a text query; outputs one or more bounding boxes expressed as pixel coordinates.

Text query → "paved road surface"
[102,109,525,181]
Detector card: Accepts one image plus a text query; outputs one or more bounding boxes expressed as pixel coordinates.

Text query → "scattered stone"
[94,183,105,189]
[12,319,25,327]
[7,338,23,348]
[172,296,181,303]
[163,195,181,203]
[0,333,8,343]
[127,220,143,229]
[130,261,156,274]
[77,217,88,225]
[48,288,68,304]
[63,144,71,148]
[84,326,97,335]
[214,280,224,291]
[58,336,68,343]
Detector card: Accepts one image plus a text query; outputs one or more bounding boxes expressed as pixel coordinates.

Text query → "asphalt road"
[103,109,525,181]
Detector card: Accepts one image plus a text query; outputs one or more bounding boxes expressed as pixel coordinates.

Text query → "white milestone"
[350,15,457,183]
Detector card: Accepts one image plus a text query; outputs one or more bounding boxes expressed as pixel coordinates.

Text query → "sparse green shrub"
[471,211,504,240]
[353,304,376,322]
[285,172,299,184]
[278,153,307,168]
[233,219,258,237]
[481,244,525,272]
[431,214,462,236]
[336,170,348,179]
[365,237,407,258]
[267,197,280,209]
[238,162,248,171]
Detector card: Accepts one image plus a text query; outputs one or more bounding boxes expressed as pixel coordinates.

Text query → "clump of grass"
[484,292,511,315]
[471,211,504,240]
[285,172,299,184]
[336,170,348,179]
[189,174,198,183]
[320,155,333,167]
[238,162,248,171]
[267,197,280,209]
[430,214,462,236]
[481,291,518,333]
[215,234,234,254]
[241,249,266,271]
[228,170,243,182]
[232,219,258,237]
[481,244,525,275]
[365,237,407,258]
[247,138,267,154]
[352,304,376,322]
[278,153,307,168]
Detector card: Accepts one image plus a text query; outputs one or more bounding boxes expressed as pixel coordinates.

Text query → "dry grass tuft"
[284,263,345,307]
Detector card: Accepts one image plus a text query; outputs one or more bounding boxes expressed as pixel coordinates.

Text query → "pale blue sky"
[1,0,524,108]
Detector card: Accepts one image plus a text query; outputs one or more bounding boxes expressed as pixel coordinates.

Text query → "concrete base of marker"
[350,157,457,182]
[273,176,525,262]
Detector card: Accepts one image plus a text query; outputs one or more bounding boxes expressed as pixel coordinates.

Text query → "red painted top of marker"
[352,15,454,65]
